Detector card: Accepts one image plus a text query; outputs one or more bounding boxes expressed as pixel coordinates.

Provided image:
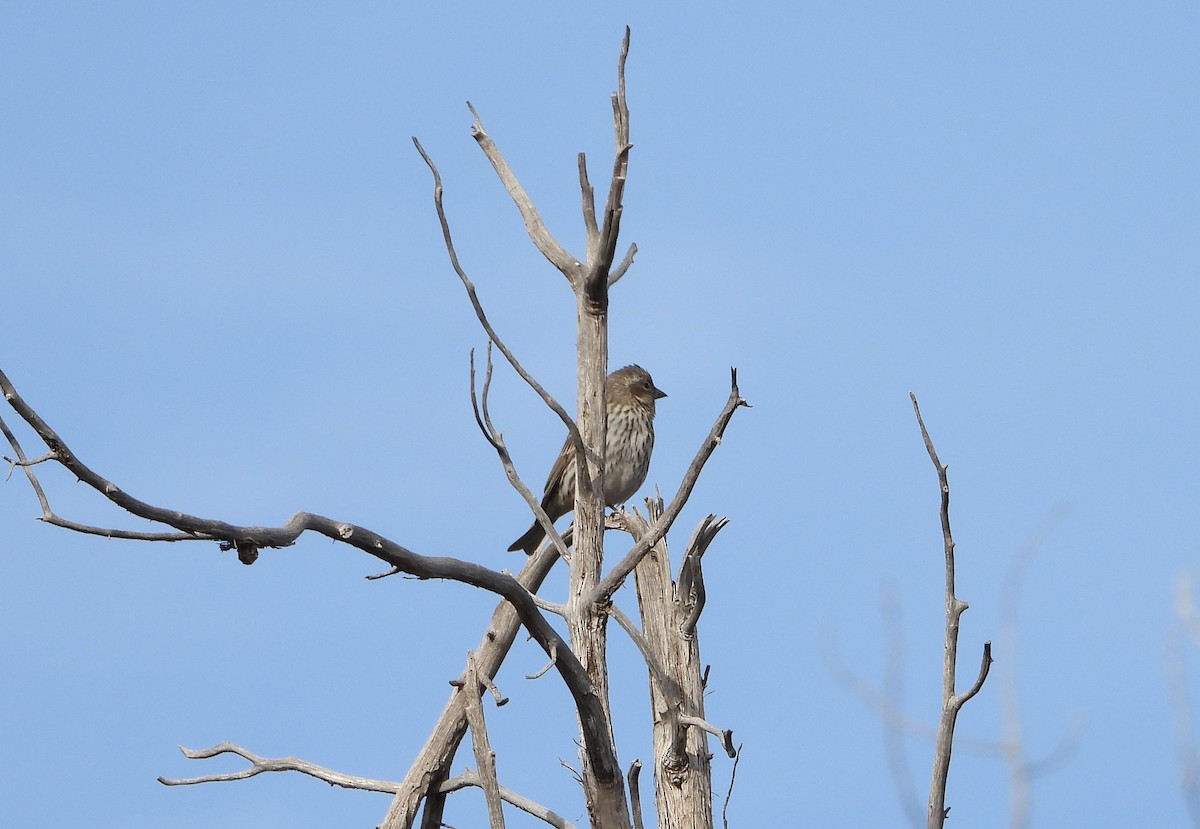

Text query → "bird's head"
[608,364,667,412]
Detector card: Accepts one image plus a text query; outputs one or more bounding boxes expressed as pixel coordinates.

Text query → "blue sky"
[2,3,1198,827]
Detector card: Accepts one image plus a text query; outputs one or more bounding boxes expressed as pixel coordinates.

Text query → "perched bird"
[508,364,667,554]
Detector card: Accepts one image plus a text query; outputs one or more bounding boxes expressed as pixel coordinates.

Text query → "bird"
[508,364,667,554]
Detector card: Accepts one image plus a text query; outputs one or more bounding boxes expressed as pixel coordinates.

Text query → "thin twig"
[526,641,558,681]
[722,743,743,829]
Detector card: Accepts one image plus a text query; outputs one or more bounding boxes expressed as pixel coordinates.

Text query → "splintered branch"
[578,153,599,258]
[591,368,749,604]
[158,742,400,792]
[463,653,506,828]
[911,393,993,829]
[628,760,645,829]
[677,514,728,637]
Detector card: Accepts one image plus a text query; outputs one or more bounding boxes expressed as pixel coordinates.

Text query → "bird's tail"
[507,522,545,555]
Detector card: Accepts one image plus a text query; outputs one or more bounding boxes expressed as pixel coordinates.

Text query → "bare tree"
[1,29,749,829]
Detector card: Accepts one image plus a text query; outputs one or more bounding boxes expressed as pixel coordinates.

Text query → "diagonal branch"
[590,368,749,605]
[440,770,577,829]
[465,102,581,280]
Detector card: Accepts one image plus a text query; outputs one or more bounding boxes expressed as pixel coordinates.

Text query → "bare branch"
[465,102,581,279]
[530,592,569,618]
[469,346,570,558]
[439,771,577,829]
[910,392,992,829]
[591,368,748,604]
[607,243,637,287]
[578,153,599,259]
[158,742,400,793]
[607,602,671,688]
[587,27,633,302]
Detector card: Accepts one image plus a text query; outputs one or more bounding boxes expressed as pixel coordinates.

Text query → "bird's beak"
[652,385,667,400]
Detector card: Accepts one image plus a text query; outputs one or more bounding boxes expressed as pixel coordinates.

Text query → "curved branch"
[678,715,736,759]
[607,243,637,288]
[470,347,570,557]
[627,760,645,829]
[159,742,400,792]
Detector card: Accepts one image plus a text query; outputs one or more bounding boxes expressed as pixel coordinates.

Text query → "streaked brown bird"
[508,364,667,554]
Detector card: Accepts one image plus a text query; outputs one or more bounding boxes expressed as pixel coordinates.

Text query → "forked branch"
[159,742,400,792]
